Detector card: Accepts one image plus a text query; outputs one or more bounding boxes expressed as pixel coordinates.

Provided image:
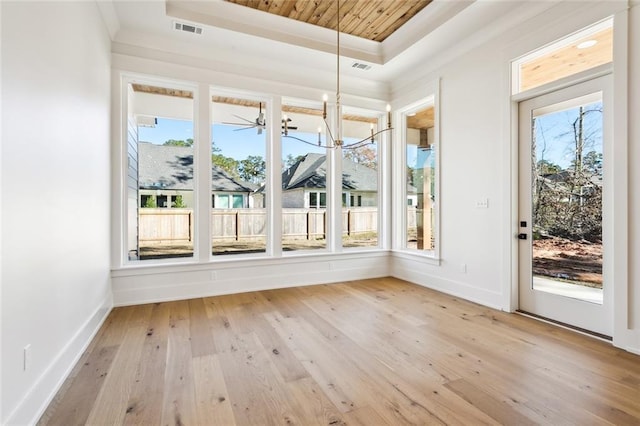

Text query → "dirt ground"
[138,235,378,259]
[533,237,602,288]
[139,236,602,289]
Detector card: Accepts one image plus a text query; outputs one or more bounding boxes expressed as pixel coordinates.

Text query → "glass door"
[518,75,612,336]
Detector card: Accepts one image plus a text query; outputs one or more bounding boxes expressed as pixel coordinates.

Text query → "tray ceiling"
[224,0,432,42]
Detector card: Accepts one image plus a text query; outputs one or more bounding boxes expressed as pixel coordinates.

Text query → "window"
[157,195,168,208]
[281,101,327,252]
[513,19,612,94]
[404,103,436,253]
[232,194,244,208]
[126,82,194,261]
[342,111,380,249]
[308,191,327,208]
[120,76,390,264]
[211,95,267,255]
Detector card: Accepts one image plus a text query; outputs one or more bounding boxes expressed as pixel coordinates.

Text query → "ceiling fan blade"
[222,121,253,126]
[233,125,258,132]
[232,114,257,125]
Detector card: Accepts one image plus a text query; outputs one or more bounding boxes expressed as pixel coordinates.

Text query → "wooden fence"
[139,207,379,244]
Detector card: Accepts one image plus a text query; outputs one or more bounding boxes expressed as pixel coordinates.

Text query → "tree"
[163,138,193,147]
[343,146,377,170]
[536,159,562,175]
[172,194,186,208]
[582,150,602,175]
[211,142,240,178]
[239,155,266,183]
[533,105,603,242]
[283,154,305,170]
[212,154,240,178]
[143,195,156,208]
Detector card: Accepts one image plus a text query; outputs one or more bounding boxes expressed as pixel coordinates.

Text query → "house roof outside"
[138,142,255,192]
[281,153,377,191]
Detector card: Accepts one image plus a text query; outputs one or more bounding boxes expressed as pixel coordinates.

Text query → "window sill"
[111,249,391,277]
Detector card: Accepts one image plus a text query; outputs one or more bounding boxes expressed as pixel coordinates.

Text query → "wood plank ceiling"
[407,106,434,129]
[224,0,432,42]
[131,84,377,123]
[519,26,613,92]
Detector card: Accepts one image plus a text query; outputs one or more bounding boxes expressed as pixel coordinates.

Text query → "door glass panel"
[530,92,603,303]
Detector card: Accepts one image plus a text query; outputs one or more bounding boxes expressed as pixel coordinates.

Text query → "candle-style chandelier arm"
[344,128,393,148]
[322,117,337,146]
[283,134,328,148]
[283,124,392,150]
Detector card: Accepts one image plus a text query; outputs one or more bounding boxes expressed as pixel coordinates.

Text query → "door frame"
[517,75,613,336]
[504,8,631,352]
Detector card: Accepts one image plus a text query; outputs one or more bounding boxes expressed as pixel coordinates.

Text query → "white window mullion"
[269,96,282,257]
[327,104,342,253]
[379,114,392,250]
[196,83,211,262]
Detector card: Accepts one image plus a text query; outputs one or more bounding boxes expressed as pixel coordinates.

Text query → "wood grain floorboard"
[40,278,640,425]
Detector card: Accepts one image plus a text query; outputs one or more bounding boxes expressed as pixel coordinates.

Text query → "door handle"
[518,233,527,240]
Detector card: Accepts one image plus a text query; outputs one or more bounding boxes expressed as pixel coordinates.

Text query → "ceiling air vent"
[173,21,203,35]
[351,62,372,71]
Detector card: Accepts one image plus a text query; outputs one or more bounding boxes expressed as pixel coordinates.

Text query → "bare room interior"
[1,0,639,424]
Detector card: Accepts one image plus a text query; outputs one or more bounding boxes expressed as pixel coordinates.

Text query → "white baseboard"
[112,253,390,306]
[5,295,113,426]
[391,254,504,311]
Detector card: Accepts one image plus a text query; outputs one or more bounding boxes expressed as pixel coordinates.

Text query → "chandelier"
[282,0,392,150]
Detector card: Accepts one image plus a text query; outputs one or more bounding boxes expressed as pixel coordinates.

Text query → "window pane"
[281,102,327,252]
[319,192,327,207]
[342,114,379,249]
[127,83,194,261]
[232,194,244,208]
[405,105,435,252]
[211,96,267,255]
[531,95,603,302]
[217,195,229,208]
[516,21,612,93]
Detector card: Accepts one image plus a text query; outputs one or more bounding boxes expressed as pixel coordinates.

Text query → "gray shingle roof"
[138,142,254,192]
[282,153,377,191]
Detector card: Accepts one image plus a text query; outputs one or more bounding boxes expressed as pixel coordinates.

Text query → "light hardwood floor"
[40,277,640,425]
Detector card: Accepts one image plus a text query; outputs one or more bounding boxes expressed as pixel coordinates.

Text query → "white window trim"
[118,74,199,266]
[114,75,392,268]
[392,81,440,260]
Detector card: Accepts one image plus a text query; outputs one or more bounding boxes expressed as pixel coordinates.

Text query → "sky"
[138,118,373,162]
[138,101,601,172]
[534,100,603,170]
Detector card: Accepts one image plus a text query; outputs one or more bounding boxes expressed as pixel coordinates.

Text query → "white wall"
[626,2,640,353]
[391,1,639,352]
[1,2,112,424]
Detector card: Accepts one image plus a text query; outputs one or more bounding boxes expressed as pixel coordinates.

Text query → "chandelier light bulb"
[323,94,328,119]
